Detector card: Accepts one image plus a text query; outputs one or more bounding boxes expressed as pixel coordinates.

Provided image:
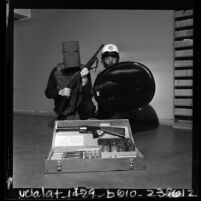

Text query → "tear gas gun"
[56,125,125,139]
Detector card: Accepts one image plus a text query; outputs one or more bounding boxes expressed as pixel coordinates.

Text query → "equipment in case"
[45,119,145,173]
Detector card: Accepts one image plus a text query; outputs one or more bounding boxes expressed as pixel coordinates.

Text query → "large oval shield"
[93,61,155,112]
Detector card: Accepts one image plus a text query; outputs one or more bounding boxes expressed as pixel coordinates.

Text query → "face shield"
[102,56,118,68]
[101,51,119,68]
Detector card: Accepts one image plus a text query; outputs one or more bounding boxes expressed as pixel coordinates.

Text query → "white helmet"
[102,44,119,54]
[101,44,120,61]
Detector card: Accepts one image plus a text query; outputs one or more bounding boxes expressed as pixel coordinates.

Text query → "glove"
[80,67,89,77]
[80,67,89,86]
[58,87,71,97]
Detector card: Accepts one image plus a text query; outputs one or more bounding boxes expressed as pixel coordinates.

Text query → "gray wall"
[14,9,174,122]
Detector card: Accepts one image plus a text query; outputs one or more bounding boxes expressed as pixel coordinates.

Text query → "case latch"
[57,161,62,172]
[129,157,134,169]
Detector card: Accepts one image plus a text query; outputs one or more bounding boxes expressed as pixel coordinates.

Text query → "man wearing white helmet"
[94,44,137,134]
[101,44,120,68]
[94,43,129,119]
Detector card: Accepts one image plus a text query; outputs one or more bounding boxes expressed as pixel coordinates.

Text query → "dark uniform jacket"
[45,63,95,119]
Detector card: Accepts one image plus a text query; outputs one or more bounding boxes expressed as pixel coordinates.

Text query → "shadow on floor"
[48,117,57,128]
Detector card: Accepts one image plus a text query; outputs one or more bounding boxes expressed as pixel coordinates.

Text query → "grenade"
[111,141,118,152]
[102,143,110,152]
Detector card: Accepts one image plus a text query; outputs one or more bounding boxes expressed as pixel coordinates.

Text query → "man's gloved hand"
[80,67,89,86]
[58,87,71,97]
[80,67,89,77]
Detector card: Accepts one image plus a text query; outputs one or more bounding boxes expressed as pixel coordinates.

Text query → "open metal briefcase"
[45,119,145,173]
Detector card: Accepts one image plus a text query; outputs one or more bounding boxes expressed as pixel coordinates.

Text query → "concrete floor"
[13,113,192,189]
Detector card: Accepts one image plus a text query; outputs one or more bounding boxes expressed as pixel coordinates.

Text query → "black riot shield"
[93,61,156,112]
